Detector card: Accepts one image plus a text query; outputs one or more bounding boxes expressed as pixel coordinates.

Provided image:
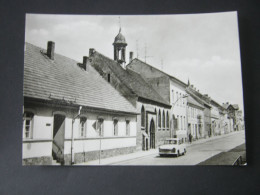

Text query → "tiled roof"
[187,95,204,109]
[186,87,211,108]
[230,104,239,110]
[89,51,170,107]
[23,42,137,114]
[128,58,188,88]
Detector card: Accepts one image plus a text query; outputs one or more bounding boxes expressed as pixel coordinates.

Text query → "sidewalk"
[187,130,244,148]
[76,130,245,166]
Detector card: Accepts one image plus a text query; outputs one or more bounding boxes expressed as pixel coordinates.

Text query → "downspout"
[71,106,82,165]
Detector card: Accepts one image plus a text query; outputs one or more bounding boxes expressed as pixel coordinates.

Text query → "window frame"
[113,119,118,136]
[97,118,104,137]
[23,111,34,139]
[79,116,87,137]
[126,120,130,136]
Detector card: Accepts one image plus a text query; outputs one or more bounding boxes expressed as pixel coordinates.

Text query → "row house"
[186,85,212,138]
[186,94,205,139]
[127,59,188,142]
[89,29,171,151]
[224,103,243,131]
[23,42,138,165]
[210,100,222,136]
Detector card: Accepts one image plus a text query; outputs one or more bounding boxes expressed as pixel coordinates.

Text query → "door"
[150,119,155,149]
[52,114,65,163]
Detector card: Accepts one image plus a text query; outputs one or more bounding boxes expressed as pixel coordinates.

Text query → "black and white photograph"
[23,12,246,166]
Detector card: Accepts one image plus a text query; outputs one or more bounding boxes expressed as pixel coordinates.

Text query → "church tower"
[113,28,127,66]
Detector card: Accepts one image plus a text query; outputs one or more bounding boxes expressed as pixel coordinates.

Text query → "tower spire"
[118,16,121,32]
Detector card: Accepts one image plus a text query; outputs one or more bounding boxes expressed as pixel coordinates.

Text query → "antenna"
[136,40,139,58]
[161,58,164,70]
[144,42,147,63]
[144,42,153,63]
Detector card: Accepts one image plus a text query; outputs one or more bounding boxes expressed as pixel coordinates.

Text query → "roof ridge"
[25,42,80,63]
[129,58,187,87]
[91,51,170,107]
[126,68,170,105]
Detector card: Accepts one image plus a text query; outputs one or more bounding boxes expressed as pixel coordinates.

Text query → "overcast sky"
[25,12,244,114]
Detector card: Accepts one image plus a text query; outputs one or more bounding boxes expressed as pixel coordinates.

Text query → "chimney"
[83,56,89,71]
[129,51,134,62]
[47,41,55,60]
[89,48,95,56]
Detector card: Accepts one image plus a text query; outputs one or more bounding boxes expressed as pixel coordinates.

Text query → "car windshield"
[164,140,178,145]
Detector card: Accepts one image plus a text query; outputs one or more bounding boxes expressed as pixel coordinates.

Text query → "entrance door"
[52,114,65,164]
[150,119,155,149]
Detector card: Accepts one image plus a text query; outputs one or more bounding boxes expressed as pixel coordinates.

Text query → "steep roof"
[187,95,204,109]
[23,42,137,114]
[186,87,211,108]
[228,104,239,110]
[89,51,171,107]
[127,58,188,88]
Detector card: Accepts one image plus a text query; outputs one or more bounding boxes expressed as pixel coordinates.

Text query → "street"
[110,131,245,165]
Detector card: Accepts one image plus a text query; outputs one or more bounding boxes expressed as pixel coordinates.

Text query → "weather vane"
[118,16,121,32]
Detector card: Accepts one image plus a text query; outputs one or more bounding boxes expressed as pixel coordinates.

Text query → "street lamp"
[171,94,189,138]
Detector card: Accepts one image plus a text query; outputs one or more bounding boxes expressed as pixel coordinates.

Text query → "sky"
[25,12,244,114]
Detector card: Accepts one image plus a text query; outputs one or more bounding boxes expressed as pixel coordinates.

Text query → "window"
[107,73,111,83]
[176,92,178,106]
[113,119,118,136]
[141,106,145,127]
[126,120,130,136]
[172,90,174,104]
[184,116,186,130]
[181,116,183,130]
[158,110,161,128]
[23,112,34,139]
[166,111,169,129]
[177,115,179,130]
[97,119,104,137]
[80,117,87,137]
[162,110,165,128]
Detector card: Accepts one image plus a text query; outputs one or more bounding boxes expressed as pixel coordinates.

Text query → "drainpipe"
[71,106,82,165]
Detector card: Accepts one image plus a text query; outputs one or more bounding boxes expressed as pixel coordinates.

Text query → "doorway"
[150,119,155,149]
[52,114,65,164]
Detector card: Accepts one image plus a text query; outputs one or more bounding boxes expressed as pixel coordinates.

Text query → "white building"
[23,42,138,165]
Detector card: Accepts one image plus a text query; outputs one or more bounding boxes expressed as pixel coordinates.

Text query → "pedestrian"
[189,133,192,144]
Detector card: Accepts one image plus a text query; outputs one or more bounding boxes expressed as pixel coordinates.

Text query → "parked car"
[159,138,186,157]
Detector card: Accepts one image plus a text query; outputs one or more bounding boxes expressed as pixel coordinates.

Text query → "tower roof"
[113,28,127,45]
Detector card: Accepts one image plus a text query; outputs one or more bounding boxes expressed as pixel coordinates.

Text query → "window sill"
[23,139,53,143]
[68,136,137,141]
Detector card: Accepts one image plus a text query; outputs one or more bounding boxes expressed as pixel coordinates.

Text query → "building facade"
[23,42,138,165]
[186,95,205,140]
[127,59,189,142]
[89,29,171,151]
